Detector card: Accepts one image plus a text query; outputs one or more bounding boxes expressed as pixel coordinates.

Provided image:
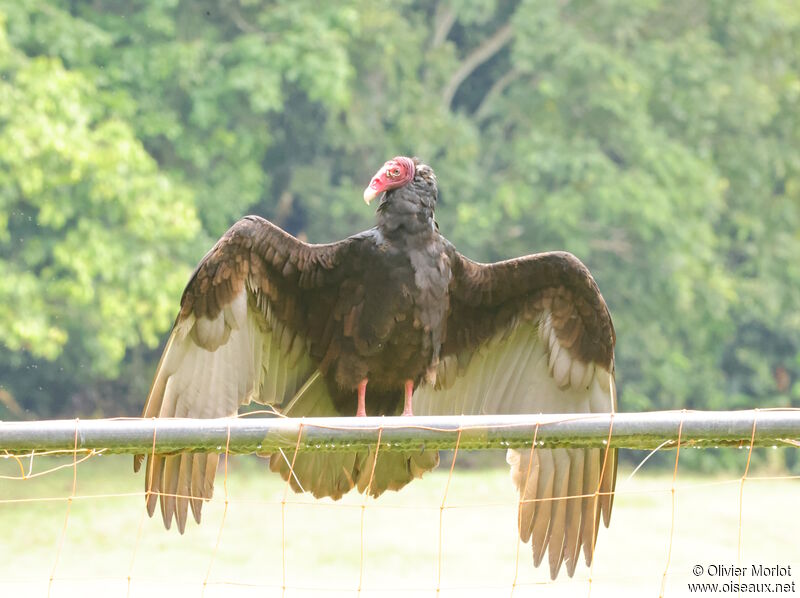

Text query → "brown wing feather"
[443,250,614,368]
[134,216,357,532]
[137,217,440,531]
[414,249,617,579]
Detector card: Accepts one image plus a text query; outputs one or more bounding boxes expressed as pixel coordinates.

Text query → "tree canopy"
[1,0,798,429]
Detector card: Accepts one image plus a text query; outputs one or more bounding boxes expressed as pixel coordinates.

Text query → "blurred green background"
[1,1,799,455]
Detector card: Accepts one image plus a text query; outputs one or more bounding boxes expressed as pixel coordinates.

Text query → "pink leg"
[402,379,414,416]
[356,378,368,417]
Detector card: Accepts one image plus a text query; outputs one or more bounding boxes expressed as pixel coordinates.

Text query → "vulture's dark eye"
[390,168,400,177]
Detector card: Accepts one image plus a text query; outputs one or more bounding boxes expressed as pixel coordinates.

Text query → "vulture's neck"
[376,190,437,243]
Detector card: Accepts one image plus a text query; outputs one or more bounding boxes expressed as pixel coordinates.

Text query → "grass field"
[1,449,798,597]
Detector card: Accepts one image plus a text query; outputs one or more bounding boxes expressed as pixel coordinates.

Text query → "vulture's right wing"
[134,215,356,532]
[413,250,617,579]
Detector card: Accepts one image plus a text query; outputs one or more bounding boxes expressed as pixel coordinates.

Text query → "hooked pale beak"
[363,178,381,204]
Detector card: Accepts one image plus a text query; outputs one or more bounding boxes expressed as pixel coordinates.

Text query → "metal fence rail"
[1,409,799,455]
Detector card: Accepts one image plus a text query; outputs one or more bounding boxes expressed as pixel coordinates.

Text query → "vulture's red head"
[364,156,427,205]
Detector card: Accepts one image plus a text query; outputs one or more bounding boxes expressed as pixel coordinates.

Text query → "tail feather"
[269,448,439,500]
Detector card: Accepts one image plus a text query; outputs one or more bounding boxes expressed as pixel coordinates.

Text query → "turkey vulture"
[135,156,617,579]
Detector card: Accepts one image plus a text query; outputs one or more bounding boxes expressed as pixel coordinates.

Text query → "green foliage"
[0,0,799,442]
[0,6,199,393]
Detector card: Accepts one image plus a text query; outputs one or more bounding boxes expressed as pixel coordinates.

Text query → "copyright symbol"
[693,565,704,576]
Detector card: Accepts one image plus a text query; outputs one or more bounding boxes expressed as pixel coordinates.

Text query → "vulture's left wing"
[412,250,617,579]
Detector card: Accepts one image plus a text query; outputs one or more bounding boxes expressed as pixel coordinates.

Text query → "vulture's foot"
[356,378,368,417]
[402,379,414,416]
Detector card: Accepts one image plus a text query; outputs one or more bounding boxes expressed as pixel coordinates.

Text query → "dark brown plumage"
[135,156,617,579]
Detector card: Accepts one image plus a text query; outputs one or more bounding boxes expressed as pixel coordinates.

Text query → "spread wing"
[412,250,617,579]
[134,215,359,532]
[136,216,442,532]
